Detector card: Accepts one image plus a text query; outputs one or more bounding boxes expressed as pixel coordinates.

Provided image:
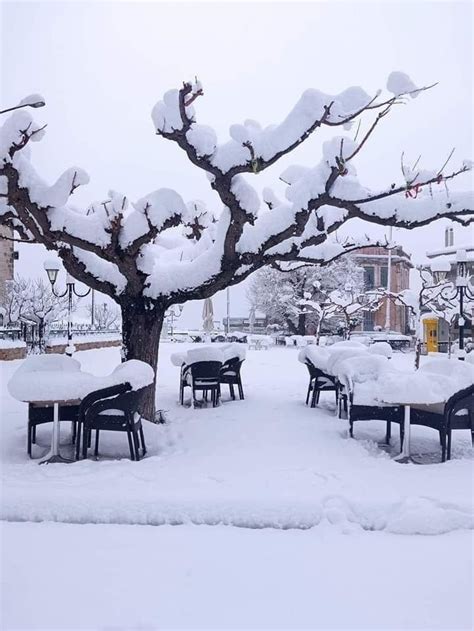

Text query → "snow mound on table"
[298,346,330,371]
[170,351,187,367]
[221,343,246,363]
[336,354,391,384]
[374,371,465,406]
[171,345,244,368]
[7,354,88,402]
[368,341,393,358]
[8,355,154,402]
[326,348,368,376]
[331,340,367,350]
[106,360,154,390]
[420,358,474,388]
[187,347,224,364]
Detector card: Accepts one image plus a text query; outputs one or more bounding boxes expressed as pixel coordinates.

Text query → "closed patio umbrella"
[249,307,256,333]
[202,297,214,333]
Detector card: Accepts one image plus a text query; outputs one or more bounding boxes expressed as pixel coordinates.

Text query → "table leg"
[39,402,74,465]
[393,405,414,464]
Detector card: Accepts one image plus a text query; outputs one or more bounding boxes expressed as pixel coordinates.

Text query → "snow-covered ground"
[2,522,472,630]
[1,344,473,629]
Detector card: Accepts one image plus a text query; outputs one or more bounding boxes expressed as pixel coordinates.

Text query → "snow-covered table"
[8,355,155,464]
[377,361,474,463]
[380,395,446,464]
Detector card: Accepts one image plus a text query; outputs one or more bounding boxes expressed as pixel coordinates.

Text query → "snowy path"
[2,522,472,630]
[1,345,472,534]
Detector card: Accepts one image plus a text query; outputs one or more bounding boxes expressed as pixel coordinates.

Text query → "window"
[363,311,375,331]
[445,227,454,247]
[380,266,388,288]
[364,266,375,290]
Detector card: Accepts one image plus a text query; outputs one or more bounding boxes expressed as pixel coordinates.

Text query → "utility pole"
[226,287,230,336]
[384,226,393,331]
[91,288,95,327]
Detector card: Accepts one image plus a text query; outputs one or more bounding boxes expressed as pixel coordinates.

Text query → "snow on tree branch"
[1,73,473,309]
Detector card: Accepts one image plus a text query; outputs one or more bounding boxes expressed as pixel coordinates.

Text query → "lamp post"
[166,304,184,340]
[91,288,95,328]
[102,302,108,330]
[43,259,92,356]
[384,227,393,331]
[430,250,474,359]
[226,287,230,337]
[0,96,46,115]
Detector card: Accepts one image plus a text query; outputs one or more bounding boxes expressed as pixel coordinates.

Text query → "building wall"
[353,246,412,334]
[0,226,14,304]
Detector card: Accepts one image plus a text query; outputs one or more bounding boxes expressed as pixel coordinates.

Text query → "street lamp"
[102,303,108,330]
[430,258,451,282]
[430,251,474,359]
[0,94,46,115]
[166,304,184,340]
[43,259,92,356]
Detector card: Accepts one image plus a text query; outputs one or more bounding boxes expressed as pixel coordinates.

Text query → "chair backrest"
[305,360,334,383]
[83,383,147,423]
[221,357,244,374]
[445,383,474,430]
[79,382,132,421]
[190,361,222,381]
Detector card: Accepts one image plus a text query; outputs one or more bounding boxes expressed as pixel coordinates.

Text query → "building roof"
[426,244,474,263]
[353,246,413,268]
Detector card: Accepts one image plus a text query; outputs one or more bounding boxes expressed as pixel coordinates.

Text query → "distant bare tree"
[86,303,120,330]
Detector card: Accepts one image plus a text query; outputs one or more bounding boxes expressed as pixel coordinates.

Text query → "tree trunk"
[315,318,322,345]
[121,303,165,421]
[286,318,297,335]
[297,313,306,336]
[414,338,422,370]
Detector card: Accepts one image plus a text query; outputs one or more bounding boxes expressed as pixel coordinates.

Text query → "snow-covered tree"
[389,268,474,368]
[0,277,72,346]
[323,285,384,339]
[1,75,473,418]
[247,256,363,335]
[0,277,30,325]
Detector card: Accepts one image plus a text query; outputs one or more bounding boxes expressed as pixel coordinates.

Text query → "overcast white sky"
[1,0,473,327]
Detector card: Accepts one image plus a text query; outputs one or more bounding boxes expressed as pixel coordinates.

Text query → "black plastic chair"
[304,361,337,407]
[182,361,222,407]
[179,363,190,406]
[27,402,79,457]
[338,376,403,445]
[76,382,146,461]
[219,358,245,400]
[409,383,474,461]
